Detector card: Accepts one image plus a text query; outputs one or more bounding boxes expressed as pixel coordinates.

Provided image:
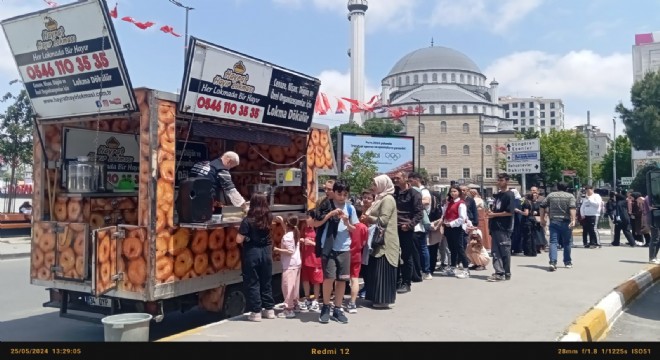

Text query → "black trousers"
[397,229,415,287]
[445,226,469,268]
[428,243,439,272]
[241,246,275,313]
[613,222,635,246]
[582,215,599,246]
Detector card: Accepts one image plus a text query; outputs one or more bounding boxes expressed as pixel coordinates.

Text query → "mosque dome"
[387,46,482,76]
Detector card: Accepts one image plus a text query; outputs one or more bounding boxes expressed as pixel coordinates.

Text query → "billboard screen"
[340,133,414,176]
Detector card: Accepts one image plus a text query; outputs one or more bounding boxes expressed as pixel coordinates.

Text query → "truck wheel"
[222,285,246,319]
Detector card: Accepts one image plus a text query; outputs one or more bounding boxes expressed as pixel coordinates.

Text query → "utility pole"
[587,111,592,186]
[480,116,484,195]
[411,97,422,171]
[169,0,194,61]
[613,117,617,192]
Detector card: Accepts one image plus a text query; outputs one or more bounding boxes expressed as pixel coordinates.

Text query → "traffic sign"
[507,152,539,162]
[562,170,577,177]
[621,177,634,186]
[506,139,539,153]
[506,160,541,174]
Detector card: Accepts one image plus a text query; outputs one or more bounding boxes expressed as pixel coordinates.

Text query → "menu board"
[179,37,321,132]
[1,0,137,120]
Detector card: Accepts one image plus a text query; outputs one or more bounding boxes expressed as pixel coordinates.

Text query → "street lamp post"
[411,97,422,172]
[613,117,617,192]
[480,116,484,195]
[169,0,194,61]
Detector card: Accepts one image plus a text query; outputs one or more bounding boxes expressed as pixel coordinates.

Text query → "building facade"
[375,45,516,194]
[499,96,565,133]
[574,125,611,163]
[632,32,660,83]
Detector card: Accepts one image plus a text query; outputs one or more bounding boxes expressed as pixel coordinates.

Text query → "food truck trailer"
[1,0,336,322]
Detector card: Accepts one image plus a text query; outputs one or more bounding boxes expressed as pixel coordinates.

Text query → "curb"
[558,265,660,341]
[0,252,30,260]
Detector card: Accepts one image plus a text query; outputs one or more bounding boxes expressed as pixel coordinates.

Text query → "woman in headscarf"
[363,174,399,309]
[469,189,490,251]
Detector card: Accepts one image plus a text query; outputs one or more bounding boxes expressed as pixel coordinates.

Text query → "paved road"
[0,257,227,341]
[604,281,660,342]
[162,235,656,342]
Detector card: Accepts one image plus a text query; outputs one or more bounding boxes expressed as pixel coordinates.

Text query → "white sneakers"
[650,258,660,265]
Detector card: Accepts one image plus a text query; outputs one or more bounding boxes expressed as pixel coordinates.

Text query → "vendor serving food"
[189,151,249,212]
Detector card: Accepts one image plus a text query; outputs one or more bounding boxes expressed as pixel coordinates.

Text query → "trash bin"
[101,313,153,342]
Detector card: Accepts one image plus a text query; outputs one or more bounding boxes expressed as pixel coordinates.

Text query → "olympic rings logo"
[384,153,401,161]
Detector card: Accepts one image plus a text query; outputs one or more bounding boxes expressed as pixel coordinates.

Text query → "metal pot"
[248,184,272,196]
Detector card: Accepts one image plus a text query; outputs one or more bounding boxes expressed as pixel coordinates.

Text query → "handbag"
[372,219,386,247]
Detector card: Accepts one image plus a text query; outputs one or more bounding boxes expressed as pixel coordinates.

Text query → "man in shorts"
[315,181,358,324]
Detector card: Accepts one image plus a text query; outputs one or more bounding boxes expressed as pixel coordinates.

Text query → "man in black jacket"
[392,171,423,294]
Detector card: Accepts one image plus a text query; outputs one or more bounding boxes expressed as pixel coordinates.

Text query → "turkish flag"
[109,3,118,18]
[314,94,327,115]
[133,21,155,30]
[160,25,182,37]
[121,16,135,23]
[335,98,347,114]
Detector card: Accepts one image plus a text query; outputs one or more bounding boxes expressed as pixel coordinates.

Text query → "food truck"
[1,0,336,322]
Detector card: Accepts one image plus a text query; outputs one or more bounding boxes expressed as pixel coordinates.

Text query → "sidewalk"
[0,235,31,260]
[159,235,659,342]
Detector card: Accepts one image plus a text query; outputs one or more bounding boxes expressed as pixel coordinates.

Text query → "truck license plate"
[86,296,112,308]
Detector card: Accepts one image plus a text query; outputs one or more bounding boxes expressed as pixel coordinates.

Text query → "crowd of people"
[234,171,660,324]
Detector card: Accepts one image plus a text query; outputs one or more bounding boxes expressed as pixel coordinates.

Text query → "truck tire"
[222,285,246,319]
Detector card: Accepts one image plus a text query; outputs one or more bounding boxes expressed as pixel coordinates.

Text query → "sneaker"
[331,308,349,324]
[247,312,262,322]
[468,265,479,270]
[423,273,433,280]
[372,303,391,309]
[262,309,275,319]
[319,304,331,324]
[565,263,573,269]
[293,303,303,313]
[487,274,505,282]
[396,284,411,294]
[309,300,320,312]
[277,309,296,319]
[548,263,557,272]
[346,302,357,314]
[442,267,456,276]
[455,270,470,279]
[650,258,660,265]
[505,273,511,280]
[357,288,366,299]
[297,301,308,312]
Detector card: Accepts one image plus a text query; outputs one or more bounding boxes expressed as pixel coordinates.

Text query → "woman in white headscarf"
[363,174,399,309]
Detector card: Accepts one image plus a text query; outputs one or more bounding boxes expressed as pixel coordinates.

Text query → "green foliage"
[539,129,588,185]
[0,90,34,169]
[338,147,377,195]
[417,167,430,185]
[616,70,660,150]
[631,163,658,196]
[598,135,632,185]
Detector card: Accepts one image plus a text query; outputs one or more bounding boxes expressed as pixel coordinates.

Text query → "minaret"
[347,0,368,125]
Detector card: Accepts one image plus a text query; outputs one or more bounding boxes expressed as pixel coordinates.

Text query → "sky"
[1,0,659,139]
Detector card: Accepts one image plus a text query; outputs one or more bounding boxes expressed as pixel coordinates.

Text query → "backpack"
[428,190,444,221]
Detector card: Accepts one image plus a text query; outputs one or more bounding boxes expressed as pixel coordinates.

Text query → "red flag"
[160,25,182,37]
[366,95,378,105]
[43,0,57,7]
[314,94,327,115]
[334,98,347,114]
[133,21,155,30]
[321,93,332,113]
[121,16,135,23]
[109,3,118,19]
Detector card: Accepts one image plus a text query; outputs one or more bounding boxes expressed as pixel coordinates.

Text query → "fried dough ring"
[156,256,174,281]
[157,178,174,207]
[54,200,68,222]
[44,250,55,269]
[75,255,84,277]
[32,247,44,269]
[211,249,226,271]
[235,141,249,155]
[59,247,75,273]
[208,228,225,250]
[122,237,143,260]
[128,257,147,285]
[191,230,208,254]
[174,248,194,278]
[39,233,56,253]
[171,228,190,256]
[156,232,170,258]
[98,235,110,263]
[37,266,51,281]
[319,131,329,147]
[67,199,82,222]
[310,129,320,145]
[225,248,240,269]
[224,227,238,250]
[89,212,105,229]
[159,160,175,182]
[294,136,306,151]
[193,253,209,275]
[100,261,111,284]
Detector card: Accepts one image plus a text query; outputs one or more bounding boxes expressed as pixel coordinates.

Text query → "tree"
[597,135,632,186]
[538,129,588,187]
[616,70,660,150]
[0,89,34,212]
[338,147,377,195]
[630,163,658,196]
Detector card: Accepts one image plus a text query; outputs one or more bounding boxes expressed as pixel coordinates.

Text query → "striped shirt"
[540,191,576,221]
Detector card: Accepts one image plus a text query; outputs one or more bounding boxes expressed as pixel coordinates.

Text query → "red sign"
[562,170,577,177]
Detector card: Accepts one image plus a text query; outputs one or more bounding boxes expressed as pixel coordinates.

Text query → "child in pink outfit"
[273,215,302,318]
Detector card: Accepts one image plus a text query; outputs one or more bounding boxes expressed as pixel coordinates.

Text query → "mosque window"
[423,74,428,83]
[482,106,486,114]
[463,145,470,155]
[451,73,456,83]
[441,145,447,155]
[414,74,419,84]
[440,121,447,133]
[463,123,469,133]
[441,105,446,114]
[473,105,478,113]
[460,74,464,83]
[397,77,402,86]
[432,73,438,82]
[452,105,457,113]
[429,105,435,114]
[442,73,447,83]
[419,145,425,156]
[419,123,425,133]
[468,75,472,84]
[485,145,492,155]
[406,75,410,85]
[462,105,468,113]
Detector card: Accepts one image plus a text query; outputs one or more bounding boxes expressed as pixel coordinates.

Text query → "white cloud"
[272,0,419,32]
[430,0,544,34]
[0,1,47,78]
[313,69,380,124]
